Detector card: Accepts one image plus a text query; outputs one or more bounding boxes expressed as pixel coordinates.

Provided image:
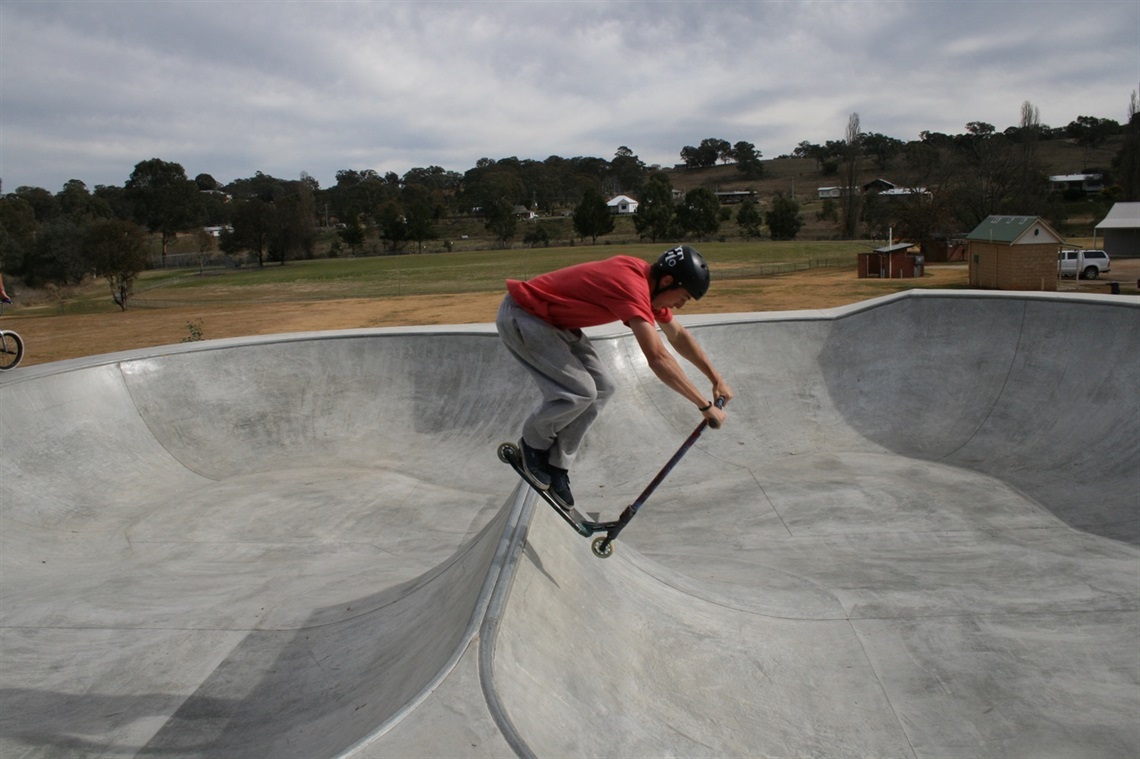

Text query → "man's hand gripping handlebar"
[701,395,729,429]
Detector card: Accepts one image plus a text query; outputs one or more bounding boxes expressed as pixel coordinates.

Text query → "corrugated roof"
[1095,202,1140,230]
[966,215,1063,244]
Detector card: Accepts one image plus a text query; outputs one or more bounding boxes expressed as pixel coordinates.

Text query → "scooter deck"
[496,442,610,538]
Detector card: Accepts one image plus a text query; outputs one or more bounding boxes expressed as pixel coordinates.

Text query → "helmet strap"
[650,271,676,300]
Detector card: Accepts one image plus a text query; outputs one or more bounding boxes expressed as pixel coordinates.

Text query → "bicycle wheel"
[0,331,24,370]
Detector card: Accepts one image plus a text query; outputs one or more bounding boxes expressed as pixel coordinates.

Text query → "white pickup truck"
[1059,249,1111,280]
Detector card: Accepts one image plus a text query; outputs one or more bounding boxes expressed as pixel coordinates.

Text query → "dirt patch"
[4,261,1136,368]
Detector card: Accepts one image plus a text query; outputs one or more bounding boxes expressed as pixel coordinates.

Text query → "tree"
[706,138,734,164]
[1066,115,1120,168]
[222,198,275,266]
[483,197,517,246]
[337,220,366,255]
[23,218,88,287]
[904,140,942,179]
[523,223,552,248]
[56,179,112,222]
[767,192,804,240]
[634,171,675,243]
[268,180,317,263]
[679,138,727,168]
[840,112,862,239]
[679,145,702,168]
[793,141,829,171]
[83,218,149,310]
[1112,90,1140,201]
[610,146,647,196]
[860,193,893,240]
[675,187,720,240]
[460,161,526,217]
[401,184,439,253]
[376,200,409,252]
[861,133,904,171]
[1011,100,1049,215]
[402,165,461,194]
[572,185,614,243]
[964,121,996,139]
[13,185,59,223]
[733,141,764,180]
[327,169,392,226]
[125,158,199,264]
[944,116,1047,229]
[892,192,953,249]
[0,194,39,279]
[816,198,838,224]
[735,199,763,239]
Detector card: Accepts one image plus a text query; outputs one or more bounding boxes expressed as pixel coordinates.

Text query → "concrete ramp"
[1,291,1137,758]
[496,505,915,757]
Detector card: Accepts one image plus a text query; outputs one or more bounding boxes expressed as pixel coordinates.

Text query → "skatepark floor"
[1,290,1137,758]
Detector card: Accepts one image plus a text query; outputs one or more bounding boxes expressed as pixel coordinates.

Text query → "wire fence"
[116,256,858,310]
[129,257,852,307]
[713,257,852,281]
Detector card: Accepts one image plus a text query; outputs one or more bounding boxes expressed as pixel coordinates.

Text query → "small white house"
[1049,173,1105,195]
[607,195,639,215]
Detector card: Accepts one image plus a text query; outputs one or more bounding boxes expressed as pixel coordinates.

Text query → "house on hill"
[818,179,929,200]
[967,215,1064,291]
[714,190,755,204]
[607,195,639,215]
[1094,202,1139,258]
[1049,173,1105,195]
[862,178,896,193]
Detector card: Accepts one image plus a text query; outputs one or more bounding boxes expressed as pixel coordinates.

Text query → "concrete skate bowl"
[0,291,1136,758]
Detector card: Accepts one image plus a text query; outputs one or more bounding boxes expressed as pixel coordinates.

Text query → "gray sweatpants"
[496,294,616,470]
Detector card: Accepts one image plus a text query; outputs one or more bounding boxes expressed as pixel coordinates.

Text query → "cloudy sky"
[1,0,1137,193]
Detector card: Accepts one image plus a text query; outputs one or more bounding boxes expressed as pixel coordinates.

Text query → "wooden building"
[858,243,923,279]
[967,216,1063,291]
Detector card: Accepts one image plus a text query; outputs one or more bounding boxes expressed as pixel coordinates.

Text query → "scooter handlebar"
[704,396,728,429]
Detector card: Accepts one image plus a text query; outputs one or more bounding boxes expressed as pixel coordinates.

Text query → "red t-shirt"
[507,256,673,330]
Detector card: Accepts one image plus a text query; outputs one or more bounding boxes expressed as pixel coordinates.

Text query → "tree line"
[794,103,1139,243]
[1,99,1136,308]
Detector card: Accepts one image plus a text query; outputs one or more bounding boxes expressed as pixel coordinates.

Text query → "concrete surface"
[0,290,1137,758]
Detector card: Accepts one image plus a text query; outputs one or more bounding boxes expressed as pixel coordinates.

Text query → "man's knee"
[563,381,600,409]
[594,374,616,406]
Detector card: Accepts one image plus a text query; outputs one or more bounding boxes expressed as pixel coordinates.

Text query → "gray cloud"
[1,0,1136,192]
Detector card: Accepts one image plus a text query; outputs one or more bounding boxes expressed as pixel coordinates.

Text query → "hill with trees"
[1,97,1137,308]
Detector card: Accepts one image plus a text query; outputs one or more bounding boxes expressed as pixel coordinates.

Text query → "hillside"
[658,134,1125,238]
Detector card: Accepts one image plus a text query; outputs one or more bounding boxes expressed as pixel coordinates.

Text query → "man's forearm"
[667,325,723,386]
[645,349,707,406]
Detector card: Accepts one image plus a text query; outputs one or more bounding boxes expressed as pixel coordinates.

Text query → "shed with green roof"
[966,215,1063,291]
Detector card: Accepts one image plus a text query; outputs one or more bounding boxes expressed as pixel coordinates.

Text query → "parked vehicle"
[1059,249,1111,280]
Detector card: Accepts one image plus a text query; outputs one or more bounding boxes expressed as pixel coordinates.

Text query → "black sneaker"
[549,467,574,508]
[520,440,552,490]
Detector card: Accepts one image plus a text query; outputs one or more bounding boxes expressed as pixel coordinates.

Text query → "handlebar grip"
[704,397,728,429]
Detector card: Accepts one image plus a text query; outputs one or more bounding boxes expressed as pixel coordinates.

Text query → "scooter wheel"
[497,442,517,463]
[591,536,614,559]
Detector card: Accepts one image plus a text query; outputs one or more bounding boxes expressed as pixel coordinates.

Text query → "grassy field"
[4,235,1130,368]
[17,240,877,314]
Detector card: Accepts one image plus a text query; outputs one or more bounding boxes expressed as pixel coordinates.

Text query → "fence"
[121,255,854,309]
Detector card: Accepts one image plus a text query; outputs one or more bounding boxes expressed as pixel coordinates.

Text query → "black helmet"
[654,245,710,300]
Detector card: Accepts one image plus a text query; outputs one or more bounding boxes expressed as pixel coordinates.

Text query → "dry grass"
[4,260,1136,368]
